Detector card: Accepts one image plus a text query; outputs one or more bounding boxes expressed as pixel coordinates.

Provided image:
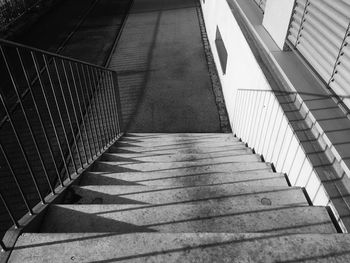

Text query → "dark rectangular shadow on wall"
[215,26,228,74]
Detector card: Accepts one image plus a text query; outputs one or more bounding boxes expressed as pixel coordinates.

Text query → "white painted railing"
[233,89,327,203]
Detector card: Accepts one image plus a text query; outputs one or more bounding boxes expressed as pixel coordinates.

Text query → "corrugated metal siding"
[288,0,350,108]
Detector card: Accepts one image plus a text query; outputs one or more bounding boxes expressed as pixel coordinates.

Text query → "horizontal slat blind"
[288,0,350,108]
[254,0,267,12]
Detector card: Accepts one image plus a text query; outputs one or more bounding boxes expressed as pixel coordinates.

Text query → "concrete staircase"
[8,133,350,262]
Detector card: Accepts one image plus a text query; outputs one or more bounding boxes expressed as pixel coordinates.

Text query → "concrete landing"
[10,233,350,262]
[109,0,221,131]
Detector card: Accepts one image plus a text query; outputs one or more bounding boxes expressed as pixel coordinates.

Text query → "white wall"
[200,0,345,230]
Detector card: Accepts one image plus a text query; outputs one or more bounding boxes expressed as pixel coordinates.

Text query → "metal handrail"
[0,38,115,128]
[0,38,123,251]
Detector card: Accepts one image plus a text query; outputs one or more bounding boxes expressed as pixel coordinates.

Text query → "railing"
[233,88,346,230]
[0,39,122,251]
[0,0,41,30]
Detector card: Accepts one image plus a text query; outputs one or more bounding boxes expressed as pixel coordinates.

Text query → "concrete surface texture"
[9,233,350,262]
[109,0,221,132]
[8,133,346,262]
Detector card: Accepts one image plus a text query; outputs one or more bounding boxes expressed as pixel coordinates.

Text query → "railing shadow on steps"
[0,38,123,252]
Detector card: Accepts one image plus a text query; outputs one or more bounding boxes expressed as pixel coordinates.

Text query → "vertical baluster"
[77,64,96,159]
[252,90,267,147]
[108,71,121,137]
[71,62,92,163]
[0,143,33,214]
[111,71,122,134]
[56,59,83,170]
[0,95,45,204]
[95,69,112,143]
[61,60,84,168]
[81,65,101,156]
[87,66,104,151]
[101,70,115,143]
[0,191,19,228]
[104,71,118,140]
[90,68,107,146]
[235,91,245,136]
[49,57,79,176]
[0,46,55,195]
[39,54,75,179]
[91,68,108,148]
[17,49,64,188]
[256,91,273,152]
[32,53,70,183]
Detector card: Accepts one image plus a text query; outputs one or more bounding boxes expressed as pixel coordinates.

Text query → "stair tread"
[10,233,350,263]
[115,138,241,147]
[124,133,236,137]
[93,161,271,173]
[41,204,336,234]
[109,145,249,154]
[119,134,239,140]
[110,148,251,155]
[113,142,246,150]
[70,185,308,205]
[80,171,288,186]
[102,153,260,164]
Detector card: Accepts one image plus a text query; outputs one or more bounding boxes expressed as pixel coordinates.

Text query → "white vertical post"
[262,0,295,50]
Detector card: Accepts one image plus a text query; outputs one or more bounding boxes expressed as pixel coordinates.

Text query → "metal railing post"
[112,71,123,133]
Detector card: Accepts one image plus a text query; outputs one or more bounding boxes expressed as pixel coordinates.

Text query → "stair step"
[115,136,240,147]
[105,147,252,157]
[114,140,245,149]
[124,133,236,139]
[109,144,249,154]
[41,204,336,234]
[120,133,237,139]
[93,161,272,173]
[10,233,350,262]
[101,153,260,163]
[70,185,308,206]
[80,171,288,187]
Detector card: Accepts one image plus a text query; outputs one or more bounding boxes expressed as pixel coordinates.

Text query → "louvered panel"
[297,41,333,81]
[288,0,350,108]
[288,0,307,45]
[332,44,350,108]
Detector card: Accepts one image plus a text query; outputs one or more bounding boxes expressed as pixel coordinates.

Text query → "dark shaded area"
[0,0,131,237]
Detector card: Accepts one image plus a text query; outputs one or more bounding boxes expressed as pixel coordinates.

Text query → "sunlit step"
[93,161,272,174]
[80,171,287,187]
[71,185,308,205]
[101,153,260,163]
[41,204,336,234]
[10,233,350,263]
